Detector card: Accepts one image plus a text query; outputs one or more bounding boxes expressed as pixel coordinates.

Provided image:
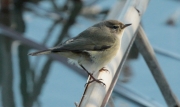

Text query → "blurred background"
[0,0,180,107]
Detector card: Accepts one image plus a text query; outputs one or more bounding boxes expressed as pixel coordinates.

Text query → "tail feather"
[28,49,51,56]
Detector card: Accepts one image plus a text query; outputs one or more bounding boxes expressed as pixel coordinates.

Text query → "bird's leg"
[80,65,105,86]
[80,65,92,76]
[99,67,109,72]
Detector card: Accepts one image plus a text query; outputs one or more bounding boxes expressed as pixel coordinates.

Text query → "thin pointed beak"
[122,24,132,29]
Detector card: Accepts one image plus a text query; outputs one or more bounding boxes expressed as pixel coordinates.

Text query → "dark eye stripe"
[112,25,119,29]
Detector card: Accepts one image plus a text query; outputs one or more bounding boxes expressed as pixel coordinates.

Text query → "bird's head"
[104,20,131,35]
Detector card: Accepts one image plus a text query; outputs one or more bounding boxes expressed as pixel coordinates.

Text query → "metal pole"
[135,26,180,107]
[101,0,150,106]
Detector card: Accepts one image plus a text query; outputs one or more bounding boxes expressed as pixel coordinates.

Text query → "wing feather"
[52,26,115,53]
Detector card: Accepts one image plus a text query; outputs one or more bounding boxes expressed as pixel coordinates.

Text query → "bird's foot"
[80,65,106,87]
[99,67,109,72]
[85,73,106,87]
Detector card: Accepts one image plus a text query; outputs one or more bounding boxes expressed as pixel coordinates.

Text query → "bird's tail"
[28,49,52,56]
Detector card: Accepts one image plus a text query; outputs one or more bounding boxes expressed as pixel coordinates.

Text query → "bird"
[28,20,131,85]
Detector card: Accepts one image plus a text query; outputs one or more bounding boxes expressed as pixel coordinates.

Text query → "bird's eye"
[112,25,119,29]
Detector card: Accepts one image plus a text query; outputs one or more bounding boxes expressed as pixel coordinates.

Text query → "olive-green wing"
[51,38,112,53]
[51,27,115,52]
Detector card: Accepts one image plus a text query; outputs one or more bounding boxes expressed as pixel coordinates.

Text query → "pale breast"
[80,42,120,74]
